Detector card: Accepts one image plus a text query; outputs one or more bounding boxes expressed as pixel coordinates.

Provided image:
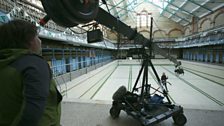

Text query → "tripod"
[131,51,171,104]
[110,17,187,126]
[131,17,171,104]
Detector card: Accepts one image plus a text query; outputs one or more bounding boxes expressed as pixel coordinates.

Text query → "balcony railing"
[0,0,116,49]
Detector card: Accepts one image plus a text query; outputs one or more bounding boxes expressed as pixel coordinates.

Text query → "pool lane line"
[130,65,132,91]
[153,63,224,86]
[183,68,224,87]
[60,62,117,95]
[90,65,118,99]
[182,61,224,71]
[79,67,115,99]
[118,64,173,66]
[183,66,224,79]
[162,66,224,106]
[128,65,133,91]
[148,68,176,104]
[128,66,131,91]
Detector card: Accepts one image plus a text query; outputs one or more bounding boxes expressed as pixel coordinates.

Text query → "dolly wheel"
[172,113,187,126]
[110,107,120,119]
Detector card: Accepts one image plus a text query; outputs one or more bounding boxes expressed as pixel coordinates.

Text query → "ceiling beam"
[109,0,124,11]
[118,0,144,19]
[103,3,137,12]
[160,0,173,16]
[188,0,213,12]
[108,0,119,17]
[123,0,129,16]
[168,0,188,19]
[117,0,136,14]
[100,0,127,18]
[168,0,198,18]
[147,1,190,23]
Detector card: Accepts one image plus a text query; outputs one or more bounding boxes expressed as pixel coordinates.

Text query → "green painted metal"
[168,1,198,18]
[188,0,213,12]
[168,0,180,19]
[109,0,124,11]
[117,0,136,14]
[0,16,7,23]
[119,0,145,19]
[147,1,190,23]
[168,10,178,20]
[106,0,120,17]
[102,0,137,19]
[116,5,138,18]
[160,0,173,16]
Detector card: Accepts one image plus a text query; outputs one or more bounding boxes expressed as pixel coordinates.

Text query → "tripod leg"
[132,61,145,93]
[145,59,149,94]
[140,62,148,100]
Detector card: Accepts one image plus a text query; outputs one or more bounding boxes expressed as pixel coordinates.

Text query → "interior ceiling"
[100,0,224,26]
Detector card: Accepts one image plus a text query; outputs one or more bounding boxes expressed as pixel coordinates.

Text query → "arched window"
[137,10,151,28]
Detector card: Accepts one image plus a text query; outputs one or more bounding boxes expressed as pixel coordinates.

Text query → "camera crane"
[39,0,186,125]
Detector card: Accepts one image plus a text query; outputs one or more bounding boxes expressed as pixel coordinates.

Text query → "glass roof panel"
[127,0,169,13]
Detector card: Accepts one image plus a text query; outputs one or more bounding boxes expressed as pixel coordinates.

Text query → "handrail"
[0,0,117,49]
[184,24,224,38]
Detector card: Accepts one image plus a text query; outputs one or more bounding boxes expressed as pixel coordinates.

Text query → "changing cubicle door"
[210,51,213,63]
[218,51,222,63]
[204,53,208,62]
[223,51,224,64]
[65,58,72,72]
[215,51,219,63]
[213,51,216,63]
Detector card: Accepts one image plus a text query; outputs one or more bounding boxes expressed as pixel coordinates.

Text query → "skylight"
[150,0,169,14]
[149,0,169,8]
[128,0,170,14]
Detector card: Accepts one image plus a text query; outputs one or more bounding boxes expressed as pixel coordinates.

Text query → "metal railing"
[0,0,117,49]
[51,56,112,77]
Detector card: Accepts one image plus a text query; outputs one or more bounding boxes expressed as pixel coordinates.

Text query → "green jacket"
[0,49,62,126]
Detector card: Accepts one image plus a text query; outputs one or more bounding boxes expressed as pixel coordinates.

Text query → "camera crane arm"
[38,1,187,125]
[96,8,180,99]
[95,8,181,66]
[39,0,181,67]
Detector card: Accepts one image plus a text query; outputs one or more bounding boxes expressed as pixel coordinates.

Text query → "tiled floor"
[61,59,224,110]
[59,59,224,126]
[61,101,224,126]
